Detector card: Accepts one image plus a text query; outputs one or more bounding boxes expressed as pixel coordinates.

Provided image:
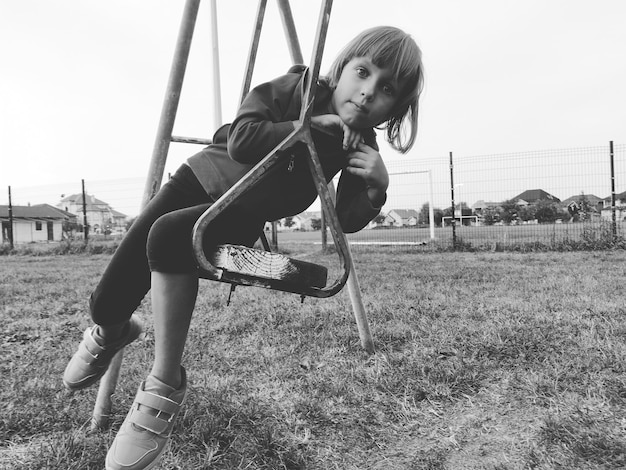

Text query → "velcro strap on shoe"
[79,330,106,363]
[127,406,173,436]
[135,390,182,416]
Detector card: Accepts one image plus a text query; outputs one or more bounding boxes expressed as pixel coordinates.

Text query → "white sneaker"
[105,368,187,470]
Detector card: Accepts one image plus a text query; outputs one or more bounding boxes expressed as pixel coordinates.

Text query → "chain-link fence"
[3,142,625,250]
[341,141,626,249]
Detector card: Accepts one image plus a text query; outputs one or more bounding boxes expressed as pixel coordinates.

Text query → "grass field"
[1,248,626,469]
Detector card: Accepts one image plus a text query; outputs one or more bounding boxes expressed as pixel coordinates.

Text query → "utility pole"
[81,179,89,244]
[8,186,14,249]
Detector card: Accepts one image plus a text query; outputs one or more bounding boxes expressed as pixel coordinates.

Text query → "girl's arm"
[335,169,387,233]
[227,72,303,164]
[335,142,388,233]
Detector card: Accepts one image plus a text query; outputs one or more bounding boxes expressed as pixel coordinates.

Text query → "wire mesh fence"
[2,142,625,250]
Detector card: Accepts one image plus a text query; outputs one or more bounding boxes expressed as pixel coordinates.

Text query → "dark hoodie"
[186,65,385,233]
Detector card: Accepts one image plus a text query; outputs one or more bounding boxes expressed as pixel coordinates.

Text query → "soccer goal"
[442,215,479,226]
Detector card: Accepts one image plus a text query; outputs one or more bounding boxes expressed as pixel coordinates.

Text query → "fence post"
[7,186,14,249]
[449,152,456,249]
[610,141,616,238]
[81,179,89,244]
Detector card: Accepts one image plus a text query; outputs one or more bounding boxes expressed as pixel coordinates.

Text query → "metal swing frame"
[192,0,350,297]
[90,0,374,431]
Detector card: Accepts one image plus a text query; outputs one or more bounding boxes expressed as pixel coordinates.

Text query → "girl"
[63,26,424,470]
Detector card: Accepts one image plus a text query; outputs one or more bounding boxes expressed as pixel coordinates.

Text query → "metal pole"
[81,179,89,244]
[239,0,267,103]
[210,0,222,127]
[142,0,201,208]
[327,181,374,353]
[610,140,616,238]
[428,170,435,240]
[276,0,304,64]
[271,221,278,249]
[449,152,456,249]
[320,212,327,248]
[8,186,14,249]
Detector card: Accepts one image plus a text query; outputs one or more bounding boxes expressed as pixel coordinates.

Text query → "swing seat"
[201,244,328,294]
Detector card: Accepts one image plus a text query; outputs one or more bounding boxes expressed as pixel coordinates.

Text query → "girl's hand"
[346,142,389,207]
[310,114,363,151]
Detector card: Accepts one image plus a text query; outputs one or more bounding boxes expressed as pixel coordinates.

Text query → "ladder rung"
[171,135,213,145]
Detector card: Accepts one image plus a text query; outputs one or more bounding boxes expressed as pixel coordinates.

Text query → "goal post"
[387,169,435,240]
[442,215,479,226]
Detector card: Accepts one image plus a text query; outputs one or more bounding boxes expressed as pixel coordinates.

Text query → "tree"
[499,200,518,225]
[310,218,322,231]
[419,203,444,226]
[283,216,296,229]
[518,204,536,223]
[418,203,431,225]
[62,220,81,239]
[577,193,592,221]
[431,208,443,227]
[534,200,559,223]
[481,207,500,226]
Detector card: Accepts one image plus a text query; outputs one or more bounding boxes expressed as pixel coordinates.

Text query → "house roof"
[58,193,127,218]
[561,194,603,206]
[388,209,419,218]
[472,200,500,210]
[0,203,77,220]
[511,189,560,204]
[60,193,109,206]
[110,209,127,218]
[601,190,626,202]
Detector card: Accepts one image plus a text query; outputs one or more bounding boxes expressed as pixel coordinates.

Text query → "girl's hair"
[327,26,424,153]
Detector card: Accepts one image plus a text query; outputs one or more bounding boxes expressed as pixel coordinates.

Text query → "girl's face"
[331,56,403,130]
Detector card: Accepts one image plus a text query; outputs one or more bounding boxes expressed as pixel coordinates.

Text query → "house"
[58,194,127,234]
[600,190,626,221]
[0,204,77,244]
[273,211,322,231]
[472,200,501,215]
[511,189,561,205]
[384,209,418,227]
[561,194,603,220]
[561,194,603,211]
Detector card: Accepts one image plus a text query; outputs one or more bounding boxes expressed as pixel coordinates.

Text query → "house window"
[35,222,42,231]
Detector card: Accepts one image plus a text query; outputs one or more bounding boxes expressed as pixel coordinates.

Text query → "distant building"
[472,200,501,215]
[561,194,603,212]
[511,189,561,205]
[600,190,626,221]
[58,194,127,234]
[384,209,418,227]
[270,211,322,231]
[0,204,76,244]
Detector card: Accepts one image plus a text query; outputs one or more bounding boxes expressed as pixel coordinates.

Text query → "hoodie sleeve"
[335,171,386,233]
[227,69,305,164]
[335,134,387,233]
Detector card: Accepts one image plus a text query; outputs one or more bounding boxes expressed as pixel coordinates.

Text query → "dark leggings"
[89,164,263,326]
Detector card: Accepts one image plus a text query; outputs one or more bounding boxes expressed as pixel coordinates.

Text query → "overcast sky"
[1,0,625,213]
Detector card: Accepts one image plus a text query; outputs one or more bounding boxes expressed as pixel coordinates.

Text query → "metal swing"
[91,0,373,431]
[192,0,349,299]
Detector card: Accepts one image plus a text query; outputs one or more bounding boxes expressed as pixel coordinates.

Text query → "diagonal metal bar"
[276,0,304,64]
[142,0,201,207]
[239,0,268,104]
[191,0,350,298]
